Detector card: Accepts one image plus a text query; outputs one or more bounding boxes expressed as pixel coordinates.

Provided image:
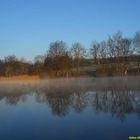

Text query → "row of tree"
[45,31,140,77]
[0,56,36,77]
[0,31,140,77]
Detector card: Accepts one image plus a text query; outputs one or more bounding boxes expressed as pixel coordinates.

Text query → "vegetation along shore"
[0,31,140,79]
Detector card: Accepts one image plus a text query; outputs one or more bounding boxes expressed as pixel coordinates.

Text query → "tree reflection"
[47,95,71,116]
[72,92,89,113]
[0,78,140,121]
[34,88,140,121]
[0,92,28,105]
[91,90,135,121]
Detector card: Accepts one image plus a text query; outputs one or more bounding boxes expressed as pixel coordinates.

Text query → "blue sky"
[0,0,140,60]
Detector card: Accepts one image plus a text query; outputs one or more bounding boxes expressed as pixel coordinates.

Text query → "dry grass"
[0,75,40,81]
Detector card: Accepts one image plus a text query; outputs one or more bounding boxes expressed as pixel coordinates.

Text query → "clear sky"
[0,0,140,60]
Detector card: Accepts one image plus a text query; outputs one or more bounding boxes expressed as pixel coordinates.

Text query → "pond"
[0,77,140,140]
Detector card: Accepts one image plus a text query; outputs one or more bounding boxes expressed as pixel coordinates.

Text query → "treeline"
[0,30,140,77]
[0,55,44,77]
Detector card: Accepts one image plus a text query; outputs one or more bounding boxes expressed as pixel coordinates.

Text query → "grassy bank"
[0,75,40,81]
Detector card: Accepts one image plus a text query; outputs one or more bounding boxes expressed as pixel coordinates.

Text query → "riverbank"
[0,75,40,81]
[0,76,140,88]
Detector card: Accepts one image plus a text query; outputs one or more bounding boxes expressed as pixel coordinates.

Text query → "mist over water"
[0,77,140,140]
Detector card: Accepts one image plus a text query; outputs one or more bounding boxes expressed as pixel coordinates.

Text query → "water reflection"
[0,78,140,121]
[35,90,140,121]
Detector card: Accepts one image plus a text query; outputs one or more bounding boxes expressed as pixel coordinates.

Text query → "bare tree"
[99,41,108,63]
[47,41,67,58]
[34,55,45,75]
[120,38,133,76]
[90,41,100,64]
[107,36,115,59]
[113,31,123,58]
[106,31,134,76]
[134,31,140,53]
[71,42,86,72]
[134,31,140,73]
[120,38,133,56]
[44,41,71,77]
[4,55,17,63]
[4,55,18,76]
[107,31,123,61]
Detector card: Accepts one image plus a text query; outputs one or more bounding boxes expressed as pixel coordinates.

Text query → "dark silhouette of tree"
[0,55,35,77]
[4,55,18,77]
[90,41,100,64]
[44,41,72,77]
[0,30,140,77]
[99,41,108,62]
[134,31,140,73]
[70,42,86,72]
[134,31,140,53]
[34,55,45,76]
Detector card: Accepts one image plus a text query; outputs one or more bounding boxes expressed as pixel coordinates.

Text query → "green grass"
[72,62,139,73]
[71,66,96,72]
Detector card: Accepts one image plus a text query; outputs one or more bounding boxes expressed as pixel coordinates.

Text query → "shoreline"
[0,76,140,94]
[0,75,140,81]
[0,75,40,81]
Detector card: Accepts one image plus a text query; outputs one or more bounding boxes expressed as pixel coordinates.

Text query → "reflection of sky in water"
[0,78,140,140]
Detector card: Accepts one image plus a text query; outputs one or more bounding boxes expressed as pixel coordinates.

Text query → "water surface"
[0,77,140,140]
